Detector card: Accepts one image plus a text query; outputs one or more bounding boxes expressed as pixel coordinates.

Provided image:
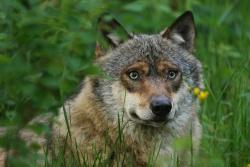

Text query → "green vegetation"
[0,0,249,166]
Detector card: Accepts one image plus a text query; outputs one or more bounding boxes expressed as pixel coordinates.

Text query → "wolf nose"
[150,96,172,117]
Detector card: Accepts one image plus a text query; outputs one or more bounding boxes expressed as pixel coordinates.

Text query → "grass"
[194,1,250,166]
[0,0,250,166]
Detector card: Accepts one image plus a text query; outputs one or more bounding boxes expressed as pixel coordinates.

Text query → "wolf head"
[92,11,203,127]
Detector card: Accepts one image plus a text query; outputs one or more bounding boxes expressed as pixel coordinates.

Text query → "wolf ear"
[161,11,195,52]
[97,14,132,48]
[95,41,105,59]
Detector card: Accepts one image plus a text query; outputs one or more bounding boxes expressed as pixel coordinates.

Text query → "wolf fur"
[52,11,204,166]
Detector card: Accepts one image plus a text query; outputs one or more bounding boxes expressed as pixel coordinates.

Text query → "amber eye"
[128,71,140,80]
[167,70,178,80]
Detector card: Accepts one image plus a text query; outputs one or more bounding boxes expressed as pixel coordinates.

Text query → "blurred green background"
[0,0,249,166]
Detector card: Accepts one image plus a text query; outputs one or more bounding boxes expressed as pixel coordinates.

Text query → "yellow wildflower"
[193,87,200,96]
[247,164,250,167]
[198,91,209,101]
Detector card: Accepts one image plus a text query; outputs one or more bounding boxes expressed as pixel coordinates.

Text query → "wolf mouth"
[129,111,168,126]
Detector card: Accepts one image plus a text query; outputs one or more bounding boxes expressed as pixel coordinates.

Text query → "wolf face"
[94,11,203,127]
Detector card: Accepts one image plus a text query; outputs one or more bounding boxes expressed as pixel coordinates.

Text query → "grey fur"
[100,34,203,87]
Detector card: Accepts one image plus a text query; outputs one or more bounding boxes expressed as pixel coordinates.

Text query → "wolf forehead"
[99,34,201,81]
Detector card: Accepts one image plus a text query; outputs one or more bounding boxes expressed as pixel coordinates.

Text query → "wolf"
[50,11,205,167]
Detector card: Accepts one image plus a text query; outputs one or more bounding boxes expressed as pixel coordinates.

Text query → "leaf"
[0,55,11,64]
[123,1,148,12]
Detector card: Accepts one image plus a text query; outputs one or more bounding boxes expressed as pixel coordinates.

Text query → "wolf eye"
[167,70,178,80]
[128,71,140,80]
